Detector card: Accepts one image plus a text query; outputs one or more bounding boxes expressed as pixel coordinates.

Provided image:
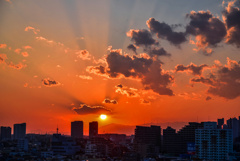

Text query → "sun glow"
[100,114,107,120]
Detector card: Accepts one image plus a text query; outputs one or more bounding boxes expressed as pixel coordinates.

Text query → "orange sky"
[0,0,240,135]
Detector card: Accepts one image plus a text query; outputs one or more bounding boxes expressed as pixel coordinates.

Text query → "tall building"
[0,126,11,141]
[134,125,161,158]
[163,126,184,155]
[89,121,98,138]
[71,121,83,139]
[195,122,233,161]
[227,117,239,141]
[14,123,26,139]
[217,118,224,129]
[177,122,203,154]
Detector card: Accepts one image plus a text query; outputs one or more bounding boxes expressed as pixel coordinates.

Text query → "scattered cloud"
[126,29,158,47]
[0,44,7,49]
[186,10,226,54]
[147,17,187,46]
[21,52,29,57]
[73,104,111,115]
[115,84,140,97]
[42,78,61,87]
[147,48,171,57]
[223,0,240,47]
[206,96,212,101]
[175,63,208,75]
[77,75,93,80]
[191,58,240,99]
[127,44,137,53]
[102,98,118,104]
[0,54,26,70]
[76,49,91,60]
[140,99,151,105]
[25,26,40,35]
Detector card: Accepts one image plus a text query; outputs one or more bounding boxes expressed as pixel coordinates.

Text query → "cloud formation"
[186,11,227,54]
[115,84,140,97]
[175,63,208,75]
[0,44,7,49]
[127,44,137,53]
[223,0,240,47]
[102,98,118,104]
[88,49,174,96]
[73,104,111,115]
[42,78,61,87]
[126,29,157,47]
[76,49,91,60]
[147,18,187,46]
[0,54,26,70]
[25,26,40,35]
[191,58,240,99]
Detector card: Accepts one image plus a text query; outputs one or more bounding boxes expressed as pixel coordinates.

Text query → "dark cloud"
[191,59,240,99]
[73,104,111,115]
[0,54,26,70]
[103,98,118,104]
[42,78,61,87]
[116,84,123,88]
[206,96,212,101]
[106,49,153,78]
[126,29,158,47]
[127,44,137,53]
[147,48,171,57]
[186,11,226,53]
[140,99,151,105]
[223,1,240,47]
[191,77,214,85]
[147,18,187,46]
[175,63,208,75]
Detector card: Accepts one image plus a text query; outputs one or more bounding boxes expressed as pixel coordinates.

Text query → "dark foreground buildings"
[71,121,83,139]
[134,125,161,158]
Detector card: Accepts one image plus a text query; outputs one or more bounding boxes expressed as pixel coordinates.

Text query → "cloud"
[140,99,151,105]
[147,48,171,57]
[42,78,61,87]
[73,104,111,115]
[102,98,118,104]
[0,54,26,70]
[222,0,240,47]
[76,49,91,60]
[23,46,32,49]
[191,58,240,99]
[77,75,93,80]
[0,44,7,49]
[21,52,29,57]
[25,26,40,35]
[186,10,226,54]
[89,49,174,96]
[115,84,140,97]
[126,29,158,47]
[147,18,187,46]
[127,44,137,53]
[175,63,208,75]
[206,96,212,101]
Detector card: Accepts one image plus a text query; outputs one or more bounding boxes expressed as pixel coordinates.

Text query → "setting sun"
[100,114,107,120]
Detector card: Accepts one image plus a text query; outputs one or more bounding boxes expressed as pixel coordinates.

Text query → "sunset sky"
[0,0,240,135]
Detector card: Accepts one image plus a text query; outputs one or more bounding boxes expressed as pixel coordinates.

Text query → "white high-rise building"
[195,122,233,161]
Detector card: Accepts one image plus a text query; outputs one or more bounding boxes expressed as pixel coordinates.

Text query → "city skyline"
[0,0,240,135]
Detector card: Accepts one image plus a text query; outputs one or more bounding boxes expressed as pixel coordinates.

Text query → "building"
[14,123,26,140]
[163,126,184,155]
[71,121,83,139]
[89,121,98,138]
[17,139,29,151]
[195,122,233,161]
[217,118,224,129]
[0,126,11,141]
[227,117,239,141]
[134,125,161,158]
[51,133,81,155]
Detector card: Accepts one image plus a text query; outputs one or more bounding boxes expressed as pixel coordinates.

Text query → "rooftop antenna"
[57,125,59,134]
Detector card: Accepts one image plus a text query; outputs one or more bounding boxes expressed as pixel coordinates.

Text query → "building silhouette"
[71,121,83,139]
[217,118,224,129]
[163,126,184,155]
[195,122,233,161]
[14,123,26,140]
[0,126,11,141]
[134,125,161,158]
[89,121,98,138]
